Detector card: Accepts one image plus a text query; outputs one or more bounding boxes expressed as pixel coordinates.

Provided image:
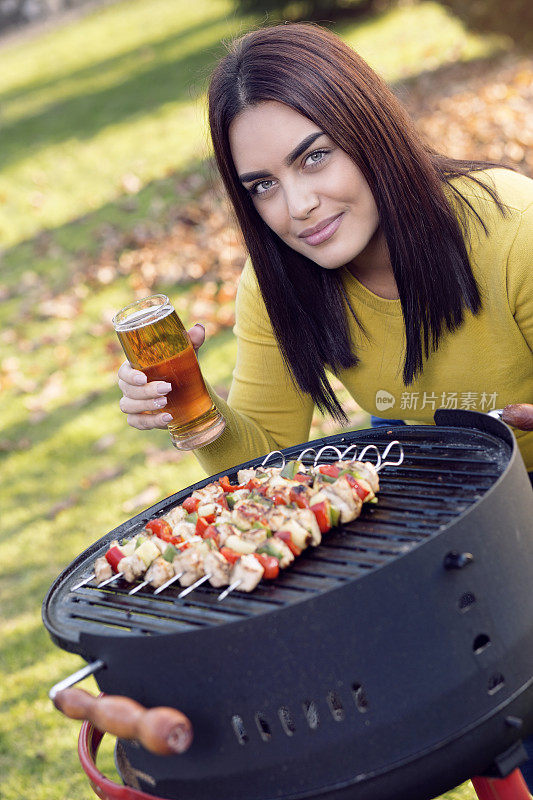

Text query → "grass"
[0,1,512,798]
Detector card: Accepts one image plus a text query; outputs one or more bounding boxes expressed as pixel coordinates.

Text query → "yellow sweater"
[196,168,533,474]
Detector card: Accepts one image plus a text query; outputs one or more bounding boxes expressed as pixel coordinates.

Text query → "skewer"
[357,444,382,468]
[314,445,342,465]
[153,571,184,595]
[178,574,211,598]
[261,450,286,468]
[376,440,404,471]
[129,580,149,595]
[217,580,242,601]
[339,444,358,461]
[70,573,95,592]
[98,572,124,587]
[296,447,317,464]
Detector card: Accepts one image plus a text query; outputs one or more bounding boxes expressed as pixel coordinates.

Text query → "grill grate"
[45,424,511,644]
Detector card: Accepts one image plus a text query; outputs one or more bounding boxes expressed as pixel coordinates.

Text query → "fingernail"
[157,382,172,394]
[194,323,205,332]
[134,374,147,386]
[154,397,167,408]
[161,413,173,423]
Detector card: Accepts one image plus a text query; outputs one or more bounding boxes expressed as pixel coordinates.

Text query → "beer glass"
[113,294,225,450]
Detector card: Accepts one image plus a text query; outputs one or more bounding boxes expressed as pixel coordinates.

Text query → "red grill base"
[78,720,532,800]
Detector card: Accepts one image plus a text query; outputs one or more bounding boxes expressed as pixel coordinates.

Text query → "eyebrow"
[238,131,326,184]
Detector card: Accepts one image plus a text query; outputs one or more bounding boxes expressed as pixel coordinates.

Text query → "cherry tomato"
[105,546,124,572]
[182,497,200,513]
[254,553,280,580]
[220,547,240,565]
[145,518,173,542]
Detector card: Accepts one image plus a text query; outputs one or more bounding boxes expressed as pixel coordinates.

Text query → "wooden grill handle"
[53,687,193,756]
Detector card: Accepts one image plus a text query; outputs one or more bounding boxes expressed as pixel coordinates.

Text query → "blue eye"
[305,149,329,166]
[250,179,276,196]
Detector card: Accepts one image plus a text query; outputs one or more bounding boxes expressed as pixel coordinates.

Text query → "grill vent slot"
[231,715,248,745]
[255,713,272,741]
[352,683,369,713]
[473,633,491,654]
[459,591,476,611]
[303,700,319,730]
[488,673,505,695]
[278,706,296,736]
[327,691,345,721]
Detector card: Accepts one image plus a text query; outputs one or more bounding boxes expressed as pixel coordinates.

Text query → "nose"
[284,179,319,220]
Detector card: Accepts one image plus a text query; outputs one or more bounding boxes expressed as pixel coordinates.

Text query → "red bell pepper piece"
[145,518,173,542]
[196,517,210,537]
[105,546,124,572]
[254,553,280,580]
[272,493,288,506]
[294,472,313,484]
[289,488,310,508]
[170,535,184,546]
[182,497,200,513]
[219,475,243,492]
[319,464,340,478]
[311,500,332,533]
[203,525,220,548]
[220,547,240,564]
[344,474,371,500]
[275,530,302,557]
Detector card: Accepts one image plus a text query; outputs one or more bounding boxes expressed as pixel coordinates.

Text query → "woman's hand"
[117,323,206,431]
[502,404,533,431]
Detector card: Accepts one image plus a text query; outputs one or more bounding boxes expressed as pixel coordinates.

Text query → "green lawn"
[0,1,511,797]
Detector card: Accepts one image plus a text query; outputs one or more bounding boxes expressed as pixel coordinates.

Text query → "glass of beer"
[113,294,225,450]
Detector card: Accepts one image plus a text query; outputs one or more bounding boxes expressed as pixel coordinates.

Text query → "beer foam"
[114,302,173,331]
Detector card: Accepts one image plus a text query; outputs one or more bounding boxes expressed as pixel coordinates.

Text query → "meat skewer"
[88,452,389,598]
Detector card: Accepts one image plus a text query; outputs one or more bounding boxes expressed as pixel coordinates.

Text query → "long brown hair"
[208,23,506,420]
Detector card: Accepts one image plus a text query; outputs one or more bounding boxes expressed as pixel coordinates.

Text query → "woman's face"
[229,101,380,271]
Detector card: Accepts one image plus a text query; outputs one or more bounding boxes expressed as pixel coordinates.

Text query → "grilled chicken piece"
[174,545,207,587]
[203,550,232,588]
[94,556,112,583]
[145,557,175,588]
[230,554,264,592]
[163,505,188,527]
[191,482,225,505]
[237,468,257,484]
[231,500,271,531]
[346,461,379,493]
[172,520,196,540]
[293,508,322,546]
[240,527,270,547]
[215,522,241,546]
[118,554,145,583]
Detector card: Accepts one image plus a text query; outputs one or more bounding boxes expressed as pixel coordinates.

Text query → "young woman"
[116,23,533,789]
[117,23,533,481]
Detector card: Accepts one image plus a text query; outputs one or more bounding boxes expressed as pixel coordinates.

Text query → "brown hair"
[208,23,506,419]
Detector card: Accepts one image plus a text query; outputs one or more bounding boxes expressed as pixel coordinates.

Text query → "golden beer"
[113,295,225,450]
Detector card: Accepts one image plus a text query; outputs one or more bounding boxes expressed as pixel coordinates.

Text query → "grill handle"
[50,662,193,756]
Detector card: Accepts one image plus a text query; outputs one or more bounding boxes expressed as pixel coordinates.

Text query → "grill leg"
[472,769,531,799]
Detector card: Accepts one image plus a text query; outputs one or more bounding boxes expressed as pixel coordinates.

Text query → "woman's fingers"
[126,411,173,431]
[118,360,147,387]
[118,377,172,401]
[502,403,533,431]
[188,323,205,351]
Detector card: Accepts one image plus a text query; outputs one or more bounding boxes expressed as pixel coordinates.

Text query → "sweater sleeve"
[193,261,315,475]
[507,201,533,353]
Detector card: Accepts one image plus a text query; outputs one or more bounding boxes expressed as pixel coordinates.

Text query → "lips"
[298,213,344,246]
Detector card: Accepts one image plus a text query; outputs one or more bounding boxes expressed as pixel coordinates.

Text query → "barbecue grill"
[43,409,533,800]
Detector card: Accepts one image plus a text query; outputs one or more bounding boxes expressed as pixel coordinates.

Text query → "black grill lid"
[43,410,515,652]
